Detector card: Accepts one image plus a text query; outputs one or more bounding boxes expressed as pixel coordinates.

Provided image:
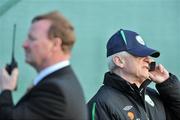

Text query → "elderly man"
[0,11,87,120]
[88,29,180,120]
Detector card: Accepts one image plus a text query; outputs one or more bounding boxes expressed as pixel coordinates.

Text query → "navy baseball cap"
[106,29,160,57]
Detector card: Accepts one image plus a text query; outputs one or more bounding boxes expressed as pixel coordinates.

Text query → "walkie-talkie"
[6,24,18,75]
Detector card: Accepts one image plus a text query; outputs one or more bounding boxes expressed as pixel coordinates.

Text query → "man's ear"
[52,37,62,51]
[113,56,125,68]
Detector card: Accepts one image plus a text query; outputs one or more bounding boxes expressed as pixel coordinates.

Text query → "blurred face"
[23,20,54,71]
[122,54,153,82]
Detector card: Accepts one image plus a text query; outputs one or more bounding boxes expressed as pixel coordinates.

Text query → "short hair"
[32,11,75,53]
[107,51,129,72]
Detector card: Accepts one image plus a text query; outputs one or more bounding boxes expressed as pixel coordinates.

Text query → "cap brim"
[127,45,160,58]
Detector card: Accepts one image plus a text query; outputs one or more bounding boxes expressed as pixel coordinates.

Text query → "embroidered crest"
[123,105,133,111]
[136,35,145,45]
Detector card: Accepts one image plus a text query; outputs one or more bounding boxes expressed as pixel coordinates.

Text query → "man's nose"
[22,40,29,49]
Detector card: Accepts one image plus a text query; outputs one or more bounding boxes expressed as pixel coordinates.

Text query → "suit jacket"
[0,65,87,120]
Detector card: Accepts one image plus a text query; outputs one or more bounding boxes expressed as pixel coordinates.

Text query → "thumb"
[11,68,19,81]
[149,72,156,80]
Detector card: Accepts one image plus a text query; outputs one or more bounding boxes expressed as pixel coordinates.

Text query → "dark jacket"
[88,72,180,120]
[0,66,88,120]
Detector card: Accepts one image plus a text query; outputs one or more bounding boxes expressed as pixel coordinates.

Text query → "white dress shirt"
[33,60,70,86]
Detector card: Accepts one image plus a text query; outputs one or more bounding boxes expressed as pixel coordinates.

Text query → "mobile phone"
[149,62,156,71]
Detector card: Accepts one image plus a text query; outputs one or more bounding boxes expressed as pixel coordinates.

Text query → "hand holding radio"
[6,24,18,75]
[0,68,18,91]
[1,24,19,91]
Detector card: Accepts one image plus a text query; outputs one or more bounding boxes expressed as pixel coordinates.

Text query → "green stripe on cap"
[120,30,127,45]
[92,102,96,120]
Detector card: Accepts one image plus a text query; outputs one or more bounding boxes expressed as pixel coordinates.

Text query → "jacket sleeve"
[0,90,14,120]
[0,82,65,120]
[156,73,180,120]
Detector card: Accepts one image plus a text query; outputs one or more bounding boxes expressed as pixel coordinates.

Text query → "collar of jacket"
[103,72,152,94]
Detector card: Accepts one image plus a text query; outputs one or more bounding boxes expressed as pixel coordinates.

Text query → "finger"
[11,68,19,80]
[158,64,169,74]
[148,72,153,79]
[11,68,18,76]
[149,72,155,80]
[0,68,3,75]
[158,64,164,73]
[11,68,18,90]
[2,68,9,77]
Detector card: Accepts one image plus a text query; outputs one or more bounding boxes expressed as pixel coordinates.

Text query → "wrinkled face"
[123,54,152,81]
[23,20,54,70]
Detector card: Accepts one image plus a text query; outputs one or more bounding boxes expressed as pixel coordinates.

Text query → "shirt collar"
[103,72,151,93]
[33,60,70,85]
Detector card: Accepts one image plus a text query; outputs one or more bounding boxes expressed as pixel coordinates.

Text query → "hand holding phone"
[149,63,169,83]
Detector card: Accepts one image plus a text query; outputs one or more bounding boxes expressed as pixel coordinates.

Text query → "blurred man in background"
[0,11,87,120]
[88,29,180,120]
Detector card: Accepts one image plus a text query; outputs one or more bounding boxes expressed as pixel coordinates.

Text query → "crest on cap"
[136,35,145,45]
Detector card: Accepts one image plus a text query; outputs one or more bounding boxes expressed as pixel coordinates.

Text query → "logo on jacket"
[145,94,154,107]
[123,105,142,120]
[123,105,133,111]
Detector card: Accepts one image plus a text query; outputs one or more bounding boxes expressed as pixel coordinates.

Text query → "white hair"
[107,51,129,72]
